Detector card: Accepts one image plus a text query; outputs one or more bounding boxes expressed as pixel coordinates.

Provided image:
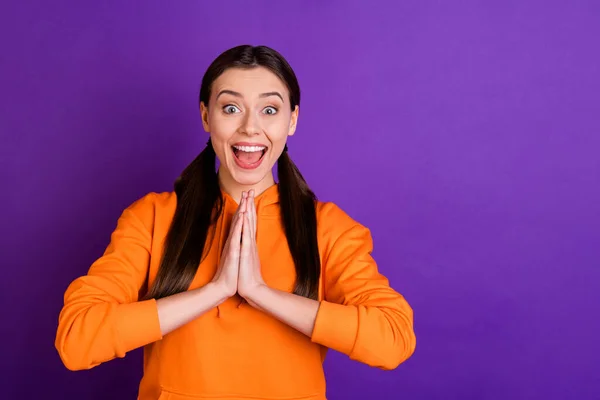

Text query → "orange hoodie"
[56,184,415,400]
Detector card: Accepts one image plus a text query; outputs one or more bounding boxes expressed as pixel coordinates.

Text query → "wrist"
[205,282,235,304]
[240,283,268,303]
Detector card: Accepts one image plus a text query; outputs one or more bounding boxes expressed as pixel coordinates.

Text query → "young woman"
[56,45,416,400]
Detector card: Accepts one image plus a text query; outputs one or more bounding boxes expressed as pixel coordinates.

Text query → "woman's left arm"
[242,204,416,370]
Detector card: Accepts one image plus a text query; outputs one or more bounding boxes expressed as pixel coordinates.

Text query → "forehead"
[211,66,289,99]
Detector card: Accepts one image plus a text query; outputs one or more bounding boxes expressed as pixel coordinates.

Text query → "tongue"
[237,150,262,164]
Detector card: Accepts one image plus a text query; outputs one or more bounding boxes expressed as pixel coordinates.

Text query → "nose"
[240,110,261,136]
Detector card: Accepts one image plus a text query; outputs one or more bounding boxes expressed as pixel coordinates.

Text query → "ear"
[288,105,299,137]
[200,102,210,132]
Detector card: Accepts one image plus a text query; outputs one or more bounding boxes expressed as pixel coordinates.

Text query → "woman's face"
[201,66,298,189]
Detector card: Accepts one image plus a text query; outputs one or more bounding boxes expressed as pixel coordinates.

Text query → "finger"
[240,195,246,215]
[243,191,249,213]
[230,211,245,254]
[236,192,246,215]
[246,190,253,238]
[241,211,251,256]
[247,192,255,241]
[251,191,257,239]
[228,197,244,244]
[247,190,255,236]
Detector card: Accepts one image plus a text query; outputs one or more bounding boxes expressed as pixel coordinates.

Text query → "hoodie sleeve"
[55,194,163,371]
[310,203,416,370]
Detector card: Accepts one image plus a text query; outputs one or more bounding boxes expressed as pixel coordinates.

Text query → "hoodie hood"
[220,183,281,217]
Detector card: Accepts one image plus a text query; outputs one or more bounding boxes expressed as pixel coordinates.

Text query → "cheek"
[264,116,291,139]
[209,113,237,137]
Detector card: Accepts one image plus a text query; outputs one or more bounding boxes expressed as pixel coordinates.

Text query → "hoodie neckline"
[220,183,280,216]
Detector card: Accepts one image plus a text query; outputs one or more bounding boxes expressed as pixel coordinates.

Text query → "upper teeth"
[234,145,266,152]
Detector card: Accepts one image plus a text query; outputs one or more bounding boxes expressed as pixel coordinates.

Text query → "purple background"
[2,1,599,399]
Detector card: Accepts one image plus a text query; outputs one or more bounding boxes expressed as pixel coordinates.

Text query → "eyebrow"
[216,90,284,102]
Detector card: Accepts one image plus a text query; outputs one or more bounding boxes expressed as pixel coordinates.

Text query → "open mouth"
[232,144,267,169]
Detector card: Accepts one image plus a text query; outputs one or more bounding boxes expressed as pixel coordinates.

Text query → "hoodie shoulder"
[316,200,366,239]
[127,191,176,212]
[122,191,177,232]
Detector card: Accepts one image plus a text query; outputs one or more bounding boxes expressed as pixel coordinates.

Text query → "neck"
[217,167,276,203]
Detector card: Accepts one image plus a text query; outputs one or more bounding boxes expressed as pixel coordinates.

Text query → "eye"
[223,105,240,114]
[263,106,278,115]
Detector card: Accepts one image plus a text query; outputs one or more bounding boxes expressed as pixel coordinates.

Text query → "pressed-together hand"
[210,193,246,297]
[211,190,319,337]
[238,189,266,302]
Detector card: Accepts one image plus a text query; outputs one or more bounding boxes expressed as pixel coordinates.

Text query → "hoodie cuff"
[114,299,162,354]
[310,301,358,355]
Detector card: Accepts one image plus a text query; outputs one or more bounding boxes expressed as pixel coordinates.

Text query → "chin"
[232,175,264,186]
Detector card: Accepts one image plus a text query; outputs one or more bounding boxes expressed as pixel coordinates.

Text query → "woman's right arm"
[55,194,232,371]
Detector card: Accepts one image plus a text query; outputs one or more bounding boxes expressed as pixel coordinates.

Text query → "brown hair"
[144,45,320,300]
